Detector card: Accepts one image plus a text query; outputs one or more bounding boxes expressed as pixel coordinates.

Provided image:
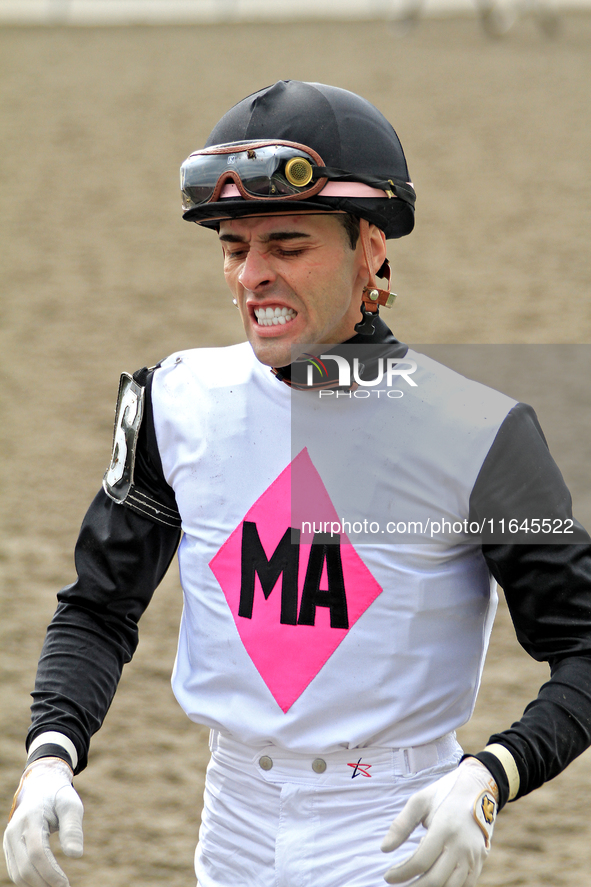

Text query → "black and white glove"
[3,757,84,887]
[381,757,498,887]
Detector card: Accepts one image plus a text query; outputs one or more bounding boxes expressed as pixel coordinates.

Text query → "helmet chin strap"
[354,218,396,335]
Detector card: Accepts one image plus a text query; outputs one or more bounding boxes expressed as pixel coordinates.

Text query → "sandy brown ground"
[1,14,590,886]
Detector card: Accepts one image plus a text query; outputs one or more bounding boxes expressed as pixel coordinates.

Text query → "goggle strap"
[315,168,416,207]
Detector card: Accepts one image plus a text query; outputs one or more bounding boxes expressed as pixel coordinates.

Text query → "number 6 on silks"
[381,758,498,887]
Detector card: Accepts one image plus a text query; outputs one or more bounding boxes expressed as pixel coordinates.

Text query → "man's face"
[219,214,372,368]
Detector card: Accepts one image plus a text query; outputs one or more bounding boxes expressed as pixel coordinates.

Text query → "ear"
[368,224,387,277]
[358,219,388,285]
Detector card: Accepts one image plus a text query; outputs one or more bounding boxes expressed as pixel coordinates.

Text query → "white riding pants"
[195,730,462,887]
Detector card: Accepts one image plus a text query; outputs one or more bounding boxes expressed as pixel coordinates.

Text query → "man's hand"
[3,757,84,887]
[381,758,498,887]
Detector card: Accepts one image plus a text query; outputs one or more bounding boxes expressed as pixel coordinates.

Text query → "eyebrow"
[219,231,312,244]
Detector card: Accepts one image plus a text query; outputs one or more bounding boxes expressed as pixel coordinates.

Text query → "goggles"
[180,139,415,213]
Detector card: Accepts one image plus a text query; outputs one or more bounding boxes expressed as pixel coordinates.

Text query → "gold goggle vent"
[285,157,314,188]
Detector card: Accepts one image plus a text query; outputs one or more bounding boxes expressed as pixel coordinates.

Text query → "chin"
[249,338,292,369]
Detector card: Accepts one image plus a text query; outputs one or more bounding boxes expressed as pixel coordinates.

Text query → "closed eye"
[223,246,249,260]
[276,248,304,258]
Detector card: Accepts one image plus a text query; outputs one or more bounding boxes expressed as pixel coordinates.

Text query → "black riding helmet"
[181,80,415,240]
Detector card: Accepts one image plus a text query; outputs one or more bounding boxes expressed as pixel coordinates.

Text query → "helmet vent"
[285,157,314,188]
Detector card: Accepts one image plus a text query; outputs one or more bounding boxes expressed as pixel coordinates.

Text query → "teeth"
[254,306,297,326]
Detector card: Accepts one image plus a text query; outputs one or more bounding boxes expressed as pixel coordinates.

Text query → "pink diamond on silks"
[209,448,383,712]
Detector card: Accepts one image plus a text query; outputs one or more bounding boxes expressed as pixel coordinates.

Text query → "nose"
[237,248,276,292]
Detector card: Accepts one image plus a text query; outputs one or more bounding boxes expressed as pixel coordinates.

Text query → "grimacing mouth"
[253,306,298,327]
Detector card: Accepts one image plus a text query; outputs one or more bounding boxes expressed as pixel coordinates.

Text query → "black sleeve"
[27,368,182,773]
[468,403,591,808]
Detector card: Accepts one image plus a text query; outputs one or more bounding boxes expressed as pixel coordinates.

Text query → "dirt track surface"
[1,16,591,886]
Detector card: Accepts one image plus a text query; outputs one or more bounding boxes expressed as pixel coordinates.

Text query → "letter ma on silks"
[209,448,383,713]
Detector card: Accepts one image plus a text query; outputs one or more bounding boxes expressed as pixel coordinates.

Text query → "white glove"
[381,757,498,887]
[3,757,84,887]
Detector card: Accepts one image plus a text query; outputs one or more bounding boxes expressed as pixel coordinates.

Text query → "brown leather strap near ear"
[359,218,396,314]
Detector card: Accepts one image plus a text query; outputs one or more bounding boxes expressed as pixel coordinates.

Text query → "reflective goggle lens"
[180,142,321,210]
